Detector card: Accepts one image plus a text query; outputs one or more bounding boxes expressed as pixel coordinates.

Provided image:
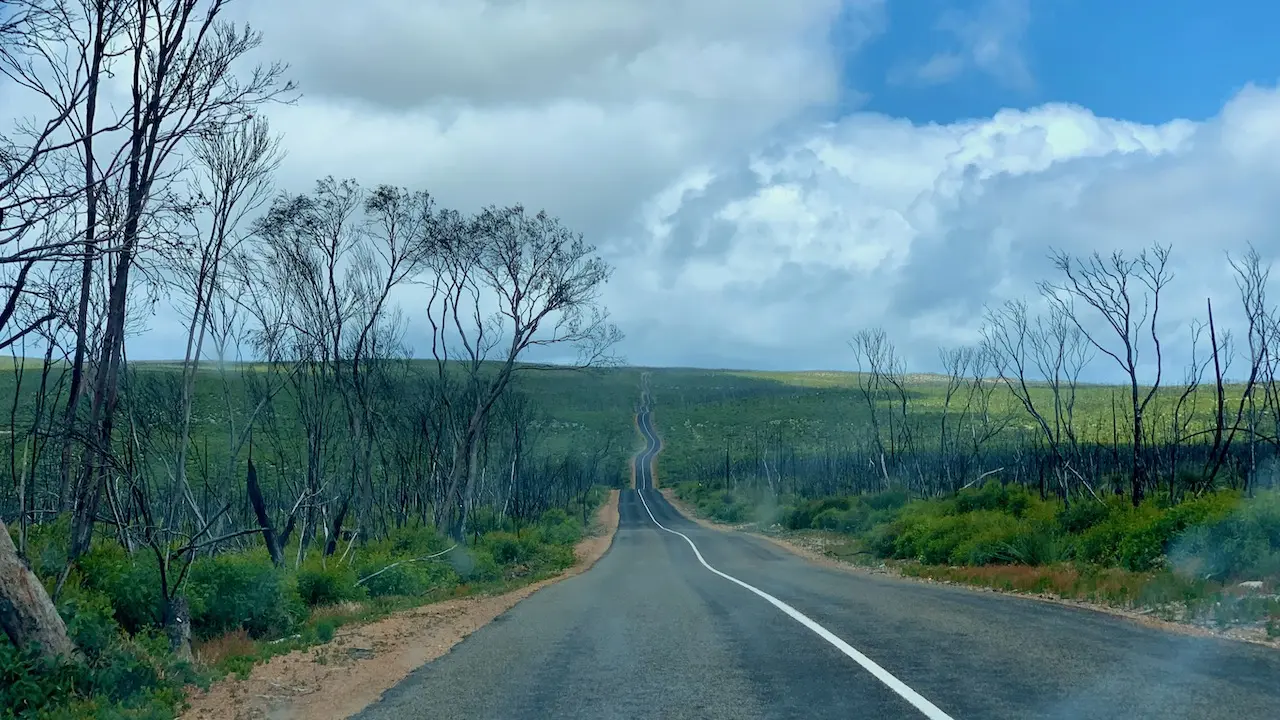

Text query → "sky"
[10,0,1280,378]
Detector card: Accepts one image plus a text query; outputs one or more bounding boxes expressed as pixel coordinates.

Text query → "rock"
[1237,580,1265,591]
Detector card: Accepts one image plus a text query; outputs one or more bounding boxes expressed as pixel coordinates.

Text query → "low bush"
[187,551,304,639]
[77,545,164,633]
[1173,492,1280,580]
[296,562,367,607]
[677,480,1280,589]
[0,488,614,717]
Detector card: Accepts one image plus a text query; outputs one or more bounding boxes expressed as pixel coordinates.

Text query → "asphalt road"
[356,385,1280,719]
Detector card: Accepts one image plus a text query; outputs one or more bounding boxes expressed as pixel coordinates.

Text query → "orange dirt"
[181,490,621,720]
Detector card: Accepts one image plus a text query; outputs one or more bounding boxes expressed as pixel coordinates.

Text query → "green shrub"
[1077,516,1130,566]
[187,551,304,639]
[539,510,583,546]
[0,621,199,719]
[863,518,904,558]
[1112,493,1239,572]
[78,545,163,633]
[1173,491,1280,581]
[892,511,1013,565]
[1057,497,1121,534]
[354,553,460,598]
[384,525,449,556]
[17,515,72,579]
[0,640,81,718]
[484,532,527,565]
[540,508,570,526]
[531,543,575,572]
[865,489,911,513]
[314,619,337,643]
[955,480,1034,517]
[996,525,1074,566]
[296,563,366,607]
[784,497,852,530]
[58,588,122,662]
[450,546,501,583]
[945,511,1025,566]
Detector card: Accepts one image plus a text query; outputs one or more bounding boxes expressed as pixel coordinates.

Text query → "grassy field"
[0,359,649,493]
[0,360,1253,492]
[639,368,1255,488]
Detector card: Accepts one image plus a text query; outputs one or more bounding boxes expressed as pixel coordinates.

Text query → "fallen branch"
[961,467,1004,490]
[354,544,458,587]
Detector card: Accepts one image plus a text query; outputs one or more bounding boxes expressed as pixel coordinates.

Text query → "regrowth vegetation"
[0,2,623,717]
[663,244,1280,633]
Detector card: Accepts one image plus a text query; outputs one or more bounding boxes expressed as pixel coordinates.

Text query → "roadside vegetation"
[0,1,628,717]
[2,498,604,718]
[662,245,1280,639]
[674,481,1280,635]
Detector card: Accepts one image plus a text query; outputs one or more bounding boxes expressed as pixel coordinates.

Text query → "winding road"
[356,379,1280,719]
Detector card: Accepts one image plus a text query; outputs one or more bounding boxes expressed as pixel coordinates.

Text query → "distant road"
[356,389,1280,720]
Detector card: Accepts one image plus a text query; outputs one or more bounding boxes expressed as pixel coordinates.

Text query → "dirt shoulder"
[658,489,1279,650]
[181,490,621,720]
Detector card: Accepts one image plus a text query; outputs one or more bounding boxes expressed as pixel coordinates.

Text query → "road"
[356,384,1280,719]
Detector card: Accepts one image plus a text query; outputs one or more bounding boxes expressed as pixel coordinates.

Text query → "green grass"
[639,368,1257,487]
[0,361,1254,491]
[0,359,646,503]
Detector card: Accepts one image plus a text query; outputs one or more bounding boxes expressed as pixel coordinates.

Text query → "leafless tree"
[983,298,1096,501]
[1043,245,1172,505]
[249,178,435,559]
[1168,319,1212,499]
[938,346,973,491]
[66,0,293,568]
[850,328,898,488]
[1202,247,1275,490]
[428,205,621,539]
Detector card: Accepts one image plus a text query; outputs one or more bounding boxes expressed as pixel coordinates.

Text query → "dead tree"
[0,517,76,661]
[1169,319,1212,499]
[250,179,434,559]
[67,0,292,567]
[938,347,973,491]
[428,205,620,540]
[849,328,895,488]
[983,298,1096,501]
[163,117,282,527]
[1202,247,1274,490]
[1044,245,1172,505]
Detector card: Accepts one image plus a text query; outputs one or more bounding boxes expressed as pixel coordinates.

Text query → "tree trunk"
[324,497,349,558]
[245,458,285,567]
[163,595,192,662]
[0,518,76,661]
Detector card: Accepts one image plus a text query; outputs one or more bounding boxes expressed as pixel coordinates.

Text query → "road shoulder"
[181,490,622,720]
[658,488,1280,651]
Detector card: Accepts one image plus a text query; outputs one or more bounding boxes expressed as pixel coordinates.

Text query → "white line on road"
[633,410,955,720]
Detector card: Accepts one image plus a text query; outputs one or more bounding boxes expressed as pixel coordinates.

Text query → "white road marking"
[634,410,956,720]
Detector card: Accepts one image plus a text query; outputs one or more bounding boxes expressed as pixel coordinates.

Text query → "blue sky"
[842,0,1280,125]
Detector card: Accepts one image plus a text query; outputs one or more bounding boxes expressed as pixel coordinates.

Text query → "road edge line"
[634,406,955,720]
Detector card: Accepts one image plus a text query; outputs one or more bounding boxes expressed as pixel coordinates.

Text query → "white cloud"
[612,86,1280,377]
[890,0,1033,89]
[8,0,1279,381]
[226,0,885,242]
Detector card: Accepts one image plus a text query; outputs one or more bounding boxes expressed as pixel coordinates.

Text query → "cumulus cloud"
[613,86,1280,376]
[8,0,1276,380]
[228,0,884,241]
